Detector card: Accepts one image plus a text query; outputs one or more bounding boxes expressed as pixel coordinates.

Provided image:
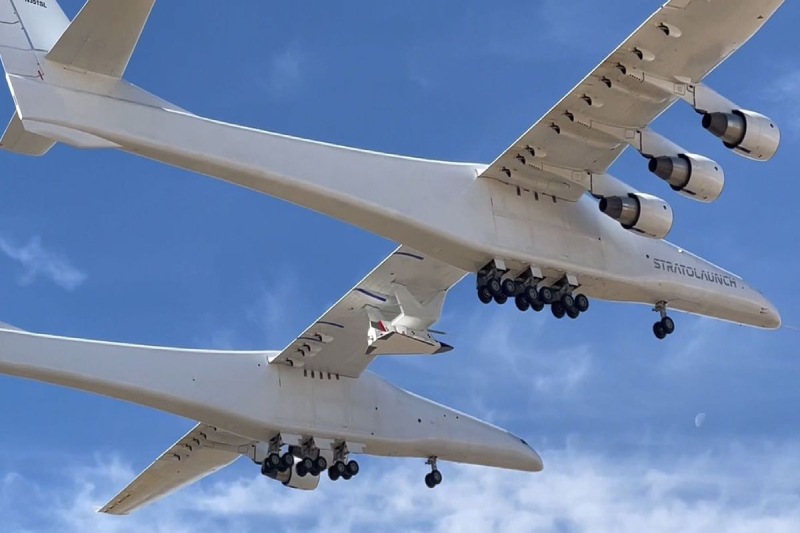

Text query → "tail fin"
[0,0,156,155]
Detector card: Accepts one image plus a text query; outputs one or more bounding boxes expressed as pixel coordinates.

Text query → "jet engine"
[599,193,673,239]
[264,462,321,491]
[648,153,724,203]
[702,109,780,162]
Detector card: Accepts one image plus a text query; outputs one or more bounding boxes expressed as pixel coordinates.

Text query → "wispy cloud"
[0,235,87,291]
[258,46,304,100]
[4,442,800,532]
[765,69,800,136]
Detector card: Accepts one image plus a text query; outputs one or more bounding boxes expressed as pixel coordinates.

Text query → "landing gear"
[515,294,530,312]
[478,286,493,304]
[260,436,295,476]
[328,443,359,482]
[652,302,676,340]
[539,286,555,304]
[574,293,590,313]
[551,302,566,319]
[424,457,443,488]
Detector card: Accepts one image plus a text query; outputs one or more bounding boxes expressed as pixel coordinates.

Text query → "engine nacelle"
[702,109,780,162]
[265,463,321,491]
[599,193,673,239]
[648,153,724,203]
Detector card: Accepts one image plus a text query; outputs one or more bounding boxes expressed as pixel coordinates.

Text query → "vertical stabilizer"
[1,0,69,53]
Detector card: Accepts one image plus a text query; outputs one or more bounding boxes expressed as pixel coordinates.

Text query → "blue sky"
[1,0,800,531]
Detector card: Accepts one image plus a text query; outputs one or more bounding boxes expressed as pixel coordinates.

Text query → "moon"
[694,413,707,428]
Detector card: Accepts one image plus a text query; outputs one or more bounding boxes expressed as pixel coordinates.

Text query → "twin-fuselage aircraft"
[0,0,784,514]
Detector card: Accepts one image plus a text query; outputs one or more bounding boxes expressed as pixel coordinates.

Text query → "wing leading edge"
[269,246,466,378]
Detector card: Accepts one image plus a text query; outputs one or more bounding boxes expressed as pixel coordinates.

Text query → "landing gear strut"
[652,302,676,340]
[260,435,295,476]
[424,457,443,488]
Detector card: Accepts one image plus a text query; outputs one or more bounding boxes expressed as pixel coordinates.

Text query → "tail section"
[0,0,158,155]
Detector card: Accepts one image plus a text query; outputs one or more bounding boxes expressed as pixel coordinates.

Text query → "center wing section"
[480,0,783,201]
[269,246,466,378]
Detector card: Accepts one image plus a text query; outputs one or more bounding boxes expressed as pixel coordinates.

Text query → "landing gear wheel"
[653,322,667,340]
[494,294,508,305]
[341,471,352,481]
[660,316,675,335]
[574,294,590,313]
[515,294,530,312]
[266,453,281,470]
[551,302,566,319]
[309,466,321,477]
[346,460,360,476]
[296,461,308,477]
[501,278,517,297]
[314,456,328,472]
[487,278,503,298]
[260,460,272,476]
[478,286,493,304]
[280,452,294,472]
[561,294,575,309]
[524,286,539,305]
[539,287,554,304]
[425,472,437,489]
[530,300,545,312]
[328,467,340,481]
[566,307,580,319]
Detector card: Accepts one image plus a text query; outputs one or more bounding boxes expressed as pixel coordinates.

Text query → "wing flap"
[481,0,783,199]
[45,0,155,78]
[99,423,252,515]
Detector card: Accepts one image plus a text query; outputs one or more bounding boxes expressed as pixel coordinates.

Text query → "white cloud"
[4,442,800,532]
[765,69,800,136]
[259,46,304,100]
[0,235,87,290]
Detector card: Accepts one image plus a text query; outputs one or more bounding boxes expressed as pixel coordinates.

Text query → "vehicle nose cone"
[762,302,781,329]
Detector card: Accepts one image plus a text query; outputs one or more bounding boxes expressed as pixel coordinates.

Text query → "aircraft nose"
[752,290,781,329]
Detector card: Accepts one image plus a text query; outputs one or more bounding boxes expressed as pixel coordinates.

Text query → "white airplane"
[0,246,543,514]
[0,1,784,341]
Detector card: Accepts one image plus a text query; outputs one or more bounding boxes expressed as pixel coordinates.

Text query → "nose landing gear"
[424,457,443,488]
[652,302,676,340]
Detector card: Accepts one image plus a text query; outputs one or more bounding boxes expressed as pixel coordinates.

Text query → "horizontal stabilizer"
[46,0,155,78]
[0,113,55,156]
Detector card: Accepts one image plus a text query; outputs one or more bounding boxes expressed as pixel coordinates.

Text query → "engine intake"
[702,109,780,161]
[599,193,673,239]
[648,153,724,203]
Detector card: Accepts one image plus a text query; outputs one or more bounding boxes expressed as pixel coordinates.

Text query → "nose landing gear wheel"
[653,322,667,340]
[661,316,675,335]
[425,470,443,488]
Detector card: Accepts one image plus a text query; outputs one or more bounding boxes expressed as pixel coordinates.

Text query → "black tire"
[524,285,539,305]
[425,473,436,489]
[661,316,675,335]
[335,461,347,475]
[267,453,281,469]
[301,457,314,471]
[280,452,294,471]
[478,286,493,304]
[574,294,590,313]
[314,456,328,471]
[539,287,554,304]
[346,460,360,476]
[260,460,273,476]
[341,472,352,481]
[551,302,566,319]
[531,300,545,312]
[501,278,517,297]
[309,466,320,477]
[566,307,580,319]
[561,294,575,309]
[515,294,530,312]
[653,322,667,340]
[431,470,443,485]
[494,293,508,305]
[296,462,308,477]
[328,467,340,481]
[487,278,503,298]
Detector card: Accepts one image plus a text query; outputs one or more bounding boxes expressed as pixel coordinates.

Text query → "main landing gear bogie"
[476,263,590,322]
[260,451,295,476]
[328,460,360,481]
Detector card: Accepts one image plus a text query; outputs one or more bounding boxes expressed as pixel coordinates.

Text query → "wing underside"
[99,423,254,515]
[480,0,783,200]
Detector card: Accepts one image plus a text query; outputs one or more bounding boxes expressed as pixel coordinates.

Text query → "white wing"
[99,423,254,515]
[269,246,466,378]
[480,0,783,200]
